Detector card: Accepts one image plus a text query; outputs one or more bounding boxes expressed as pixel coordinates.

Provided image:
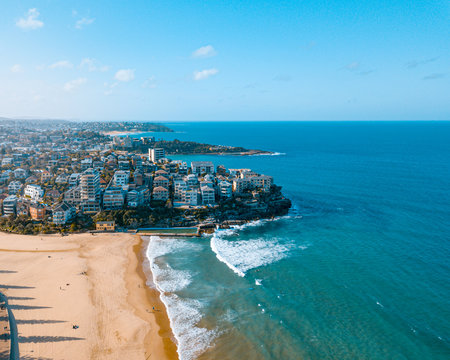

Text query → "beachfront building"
[102,187,125,210]
[80,168,101,203]
[191,161,214,175]
[3,195,18,216]
[64,186,82,205]
[29,203,46,220]
[96,221,115,231]
[127,187,149,207]
[174,179,187,200]
[185,188,200,206]
[24,184,44,201]
[218,180,233,199]
[52,201,76,225]
[152,186,169,201]
[233,174,273,194]
[149,148,165,163]
[201,186,215,205]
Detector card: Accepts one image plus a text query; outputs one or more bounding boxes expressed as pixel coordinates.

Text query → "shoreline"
[0,232,178,359]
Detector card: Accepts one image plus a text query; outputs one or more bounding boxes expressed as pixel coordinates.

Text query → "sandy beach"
[0,232,178,360]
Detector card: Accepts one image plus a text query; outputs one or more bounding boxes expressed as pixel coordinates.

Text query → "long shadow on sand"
[0,270,18,274]
[0,284,35,289]
[19,335,84,343]
[15,319,67,325]
[7,296,35,301]
[9,305,51,311]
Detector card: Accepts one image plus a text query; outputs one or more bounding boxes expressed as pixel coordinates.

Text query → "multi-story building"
[8,181,22,194]
[174,179,187,200]
[24,184,44,201]
[112,170,130,187]
[185,188,200,206]
[52,201,76,225]
[3,195,18,216]
[152,186,169,201]
[149,148,165,163]
[232,175,273,194]
[153,176,169,189]
[218,180,233,199]
[64,186,82,205]
[185,174,198,187]
[80,168,101,203]
[68,173,81,187]
[30,203,46,220]
[201,186,215,205]
[102,187,125,210]
[40,170,51,182]
[191,161,214,175]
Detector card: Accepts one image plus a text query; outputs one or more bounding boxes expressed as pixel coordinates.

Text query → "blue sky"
[0,0,449,121]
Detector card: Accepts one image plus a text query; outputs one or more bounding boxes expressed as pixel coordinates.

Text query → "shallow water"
[140,121,450,360]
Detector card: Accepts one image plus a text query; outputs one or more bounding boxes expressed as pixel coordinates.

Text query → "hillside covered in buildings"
[0,119,291,234]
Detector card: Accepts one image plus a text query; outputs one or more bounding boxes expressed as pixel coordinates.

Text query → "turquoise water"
[139,122,450,360]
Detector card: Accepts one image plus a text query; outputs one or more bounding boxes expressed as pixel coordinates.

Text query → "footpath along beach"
[0,232,178,360]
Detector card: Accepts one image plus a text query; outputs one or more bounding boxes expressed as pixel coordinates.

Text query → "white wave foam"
[255,279,262,286]
[210,230,294,277]
[144,236,217,360]
[250,152,286,156]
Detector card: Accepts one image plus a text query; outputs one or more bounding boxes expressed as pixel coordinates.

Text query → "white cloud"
[115,69,135,82]
[79,58,110,72]
[75,17,95,29]
[16,8,44,30]
[10,64,23,73]
[192,45,217,58]
[49,60,73,69]
[64,78,87,92]
[193,68,218,80]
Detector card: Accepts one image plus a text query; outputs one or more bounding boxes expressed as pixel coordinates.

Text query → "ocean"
[135,121,450,360]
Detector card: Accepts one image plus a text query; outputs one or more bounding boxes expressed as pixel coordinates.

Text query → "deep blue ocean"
[135,121,450,360]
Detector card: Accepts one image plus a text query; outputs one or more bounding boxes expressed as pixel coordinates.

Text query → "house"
[52,201,76,225]
[112,170,129,187]
[152,186,169,201]
[96,221,115,231]
[41,170,51,182]
[14,168,27,179]
[30,203,46,220]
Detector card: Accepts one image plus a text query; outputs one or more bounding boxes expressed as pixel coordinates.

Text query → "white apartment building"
[24,184,44,201]
[191,161,214,175]
[232,175,273,194]
[174,179,187,200]
[185,188,200,206]
[201,186,215,205]
[80,169,101,203]
[3,195,18,216]
[218,180,233,199]
[153,176,169,189]
[184,174,198,187]
[13,168,27,179]
[149,148,165,163]
[112,170,130,187]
